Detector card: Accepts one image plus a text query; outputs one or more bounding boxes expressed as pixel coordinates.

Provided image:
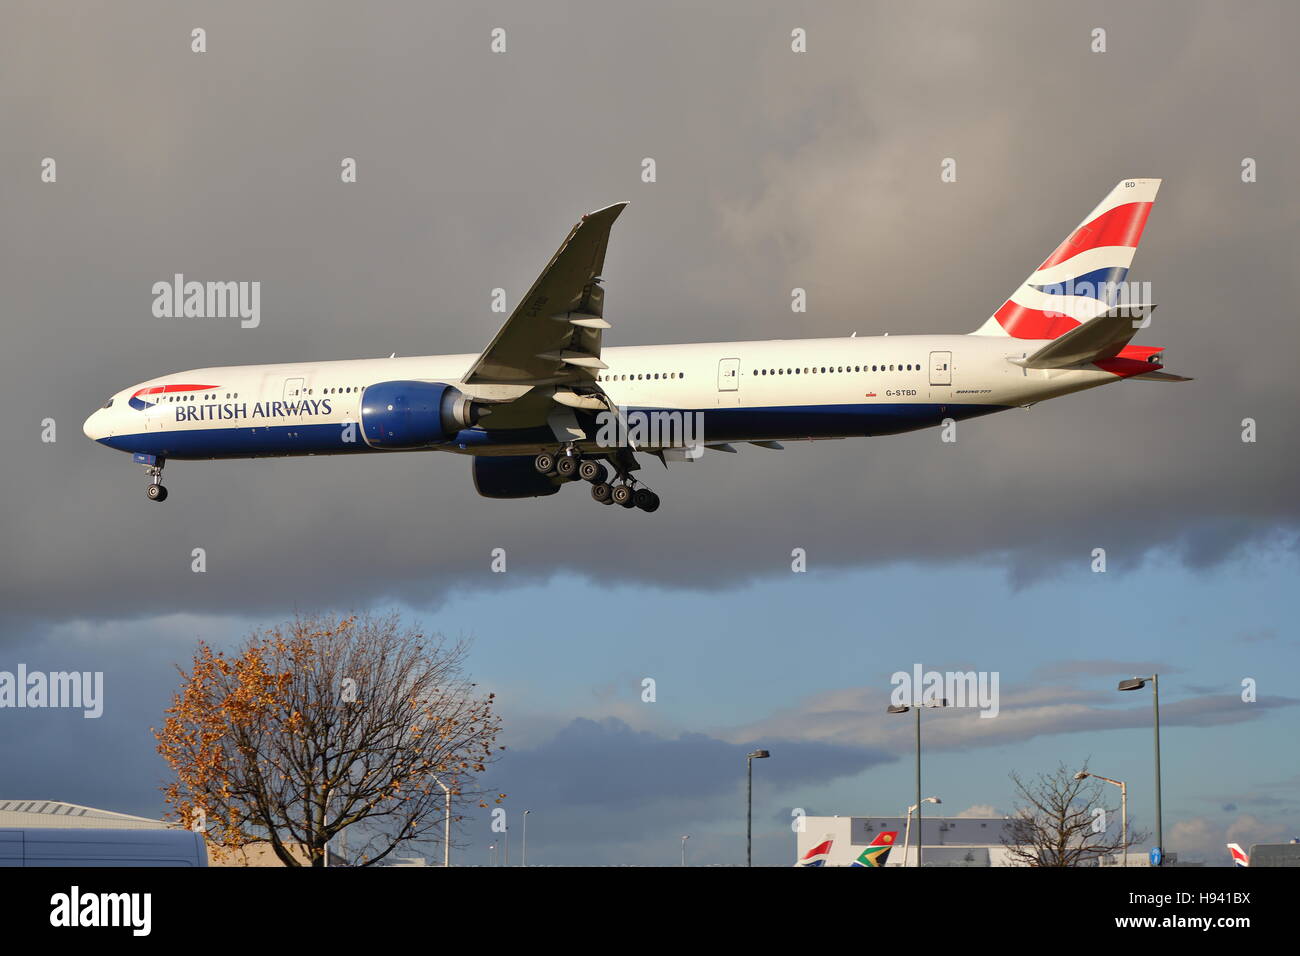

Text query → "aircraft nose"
[83,409,106,440]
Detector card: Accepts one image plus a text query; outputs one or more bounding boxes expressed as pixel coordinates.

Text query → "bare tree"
[155,613,504,866]
[1002,761,1148,867]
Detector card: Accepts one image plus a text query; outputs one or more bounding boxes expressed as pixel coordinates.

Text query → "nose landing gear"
[134,453,169,502]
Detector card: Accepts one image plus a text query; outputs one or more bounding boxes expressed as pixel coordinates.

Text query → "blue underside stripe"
[98,403,1009,459]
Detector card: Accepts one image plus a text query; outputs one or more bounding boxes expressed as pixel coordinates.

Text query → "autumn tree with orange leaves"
[155,613,503,866]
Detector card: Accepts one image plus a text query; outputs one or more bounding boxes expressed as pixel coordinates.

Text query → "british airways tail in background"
[796,836,835,867]
[84,179,1187,512]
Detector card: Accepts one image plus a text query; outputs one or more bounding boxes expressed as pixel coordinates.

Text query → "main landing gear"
[136,453,168,502]
[534,448,660,513]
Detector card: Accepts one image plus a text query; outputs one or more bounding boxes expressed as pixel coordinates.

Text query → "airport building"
[0,799,166,830]
[0,799,312,866]
[797,815,1024,866]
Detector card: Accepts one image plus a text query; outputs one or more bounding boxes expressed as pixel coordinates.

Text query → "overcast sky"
[1,0,1297,865]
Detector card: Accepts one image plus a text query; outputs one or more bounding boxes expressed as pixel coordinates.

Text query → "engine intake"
[360,381,480,448]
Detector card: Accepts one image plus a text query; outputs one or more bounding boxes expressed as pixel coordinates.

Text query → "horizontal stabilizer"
[1012,304,1157,369]
[1128,370,1193,382]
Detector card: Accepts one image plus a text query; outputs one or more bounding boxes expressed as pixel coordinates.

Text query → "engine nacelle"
[472,456,560,499]
[360,381,479,448]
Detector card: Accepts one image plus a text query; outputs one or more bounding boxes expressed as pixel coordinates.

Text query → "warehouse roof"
[0,800,167,829]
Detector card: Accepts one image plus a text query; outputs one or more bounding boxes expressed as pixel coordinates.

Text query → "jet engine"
[360,381,483,448]
[472,456,560,499]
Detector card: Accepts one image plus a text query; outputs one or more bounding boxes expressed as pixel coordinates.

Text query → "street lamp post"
[681,834,689,867]
[1076,771,1128,867]
[1119,674,1162,864]
[521,809,531,867]
[887,697,946,866]
[903,797,941,867]
[746,749,770,867]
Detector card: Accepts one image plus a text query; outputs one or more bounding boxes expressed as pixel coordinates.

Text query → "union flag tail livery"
[974,178,1160,340]
[850,830,898,867]
[1227,843,1250,867]
[796,836,835,867]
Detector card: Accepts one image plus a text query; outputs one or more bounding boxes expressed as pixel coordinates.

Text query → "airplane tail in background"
[1228,843,1250,867]
[796,836,835,867]
[850,830,899,867]
[972,179,1161,340]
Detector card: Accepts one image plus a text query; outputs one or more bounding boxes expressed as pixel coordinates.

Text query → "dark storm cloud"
[2,1,1299,628]
[489,715,889,809]
[471,715,889,864]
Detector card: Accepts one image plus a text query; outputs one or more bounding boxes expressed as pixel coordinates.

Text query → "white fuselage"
[83,333,1126,462]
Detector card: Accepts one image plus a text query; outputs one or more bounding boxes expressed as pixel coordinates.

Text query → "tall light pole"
[1076,771,1128,867]
[746,749,770,867]
[887,696,946,866]
[521,809,531,867]
[488,843,496,866]
[1119,675,1161,864]
[681,834,690,867]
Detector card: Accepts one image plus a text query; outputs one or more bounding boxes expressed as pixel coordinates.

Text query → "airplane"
[850,830,898,867]
[1227,843,1249,867]
[796,836,835,867]
[83,178,1186,511]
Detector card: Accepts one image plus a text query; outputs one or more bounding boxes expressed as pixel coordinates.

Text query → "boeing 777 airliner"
[83,179,1187,512]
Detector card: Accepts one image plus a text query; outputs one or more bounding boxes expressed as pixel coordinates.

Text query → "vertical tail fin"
[796,835,835,867]
[1227,843,1250,867]
[972,178,1161,339]
[850,830,899,867]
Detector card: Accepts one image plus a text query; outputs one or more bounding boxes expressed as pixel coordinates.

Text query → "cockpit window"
[102,398,114,408]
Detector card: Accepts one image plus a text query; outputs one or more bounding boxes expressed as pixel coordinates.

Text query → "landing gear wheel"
[591,482,612,503]
[146,484,168,502]
[578,460,606,483]
[555,455,580,481]
[534,453,556,475]
[634,489,660,513]
[611,484,633,506]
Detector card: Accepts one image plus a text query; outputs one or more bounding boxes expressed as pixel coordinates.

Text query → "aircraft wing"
[464,202,627,388]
